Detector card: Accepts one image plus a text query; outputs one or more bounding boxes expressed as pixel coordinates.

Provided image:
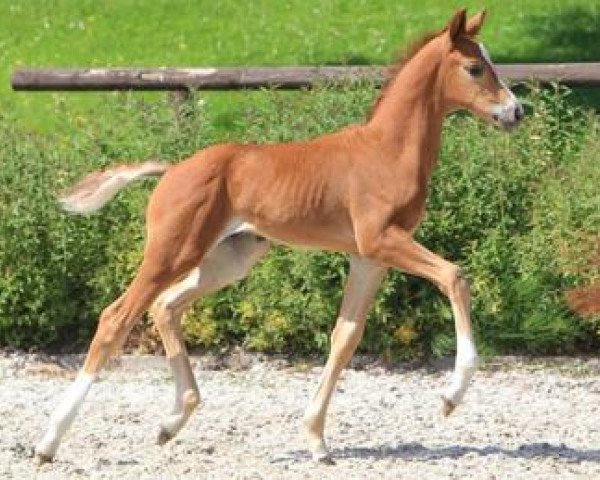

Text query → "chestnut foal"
[36,9,523,464]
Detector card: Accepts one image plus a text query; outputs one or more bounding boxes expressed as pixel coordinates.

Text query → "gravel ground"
[2,351,600,479]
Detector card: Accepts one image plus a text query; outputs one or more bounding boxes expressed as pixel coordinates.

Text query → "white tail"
[59,161,168,214]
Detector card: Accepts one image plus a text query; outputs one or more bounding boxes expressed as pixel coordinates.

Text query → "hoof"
[156,428,173,446]
[35,452,53,466]
[313,452,336,465]
[310,443,335,465]
[440,395,457,417]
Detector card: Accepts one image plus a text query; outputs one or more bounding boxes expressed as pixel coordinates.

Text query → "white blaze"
[478,42,521,123]
[478,42,497,76]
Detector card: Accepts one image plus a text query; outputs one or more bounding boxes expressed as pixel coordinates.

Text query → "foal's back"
[155,124,375,252]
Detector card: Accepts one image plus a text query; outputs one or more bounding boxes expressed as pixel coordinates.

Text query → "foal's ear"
[447,8,467,42]
[465,10,487,37]
[448,8,467,41]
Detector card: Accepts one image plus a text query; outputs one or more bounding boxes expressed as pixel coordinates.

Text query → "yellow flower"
[394,324,417,345]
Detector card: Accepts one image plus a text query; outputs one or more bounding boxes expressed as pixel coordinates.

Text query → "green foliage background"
[2,1,600,357]
[1,84,600,358]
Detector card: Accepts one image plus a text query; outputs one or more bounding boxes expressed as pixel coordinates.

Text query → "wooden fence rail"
[11,63,600,91]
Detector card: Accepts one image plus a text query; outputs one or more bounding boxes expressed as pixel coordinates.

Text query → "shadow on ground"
[336,442,600,462]
[276,442,600,463]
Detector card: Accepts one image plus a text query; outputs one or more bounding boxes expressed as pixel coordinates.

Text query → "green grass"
[2,0,600,131]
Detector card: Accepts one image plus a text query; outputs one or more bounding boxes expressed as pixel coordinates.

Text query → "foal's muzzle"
[492,100,525,131]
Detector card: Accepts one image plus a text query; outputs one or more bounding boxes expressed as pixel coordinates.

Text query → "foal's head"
[438,9,524,130]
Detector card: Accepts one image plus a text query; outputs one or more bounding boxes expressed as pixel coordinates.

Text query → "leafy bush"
[1,85,599,357]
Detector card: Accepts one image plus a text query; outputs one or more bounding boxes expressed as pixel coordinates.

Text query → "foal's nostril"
[514,105,524,122]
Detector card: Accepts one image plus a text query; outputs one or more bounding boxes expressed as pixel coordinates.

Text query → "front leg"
[303,256,386,463]
[359,225,479,416]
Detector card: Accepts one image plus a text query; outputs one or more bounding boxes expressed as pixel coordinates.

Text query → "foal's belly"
[233,216,359,254]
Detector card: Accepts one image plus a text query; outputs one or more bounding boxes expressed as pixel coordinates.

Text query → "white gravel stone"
[1,352,600,479]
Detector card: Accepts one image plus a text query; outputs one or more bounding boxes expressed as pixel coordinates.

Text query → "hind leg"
[36,187,230,462]
[151,233,270,444]
[35,259,177,463]
[35,149,245,463]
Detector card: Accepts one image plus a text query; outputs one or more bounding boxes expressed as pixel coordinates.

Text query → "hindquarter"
[142,145,241,274]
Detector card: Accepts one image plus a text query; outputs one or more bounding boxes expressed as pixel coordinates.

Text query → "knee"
[95,306,122,348]
[94,304,128,350]
[150,271,201,326]
[441,264,470,297]
[150,297,178,331]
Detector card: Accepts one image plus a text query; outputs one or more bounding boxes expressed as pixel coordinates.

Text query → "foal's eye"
[466,64,485,77]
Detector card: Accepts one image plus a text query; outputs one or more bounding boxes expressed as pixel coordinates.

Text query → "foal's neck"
[367,40,446,180]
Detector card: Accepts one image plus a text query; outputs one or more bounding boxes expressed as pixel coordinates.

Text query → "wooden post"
[10,66,381,91]
[11,64,600,91]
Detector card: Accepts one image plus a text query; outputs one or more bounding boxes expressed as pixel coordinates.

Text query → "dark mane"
[368,29,444,119]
